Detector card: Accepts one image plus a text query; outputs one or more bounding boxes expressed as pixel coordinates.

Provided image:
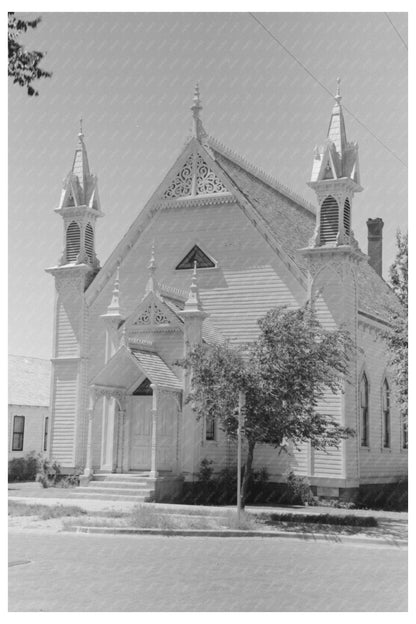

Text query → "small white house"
[8,355,51,459]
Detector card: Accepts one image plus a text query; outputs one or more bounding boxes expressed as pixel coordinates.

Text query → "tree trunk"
[240,439,256,509]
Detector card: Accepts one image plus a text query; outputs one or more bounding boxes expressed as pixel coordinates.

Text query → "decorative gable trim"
[125,292,183,334]
[161,144,232,200]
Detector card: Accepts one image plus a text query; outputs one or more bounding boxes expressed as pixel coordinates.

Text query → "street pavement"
[9,531,407,611]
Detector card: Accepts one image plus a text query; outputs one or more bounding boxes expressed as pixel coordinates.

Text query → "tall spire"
[72,120,91,200]
[327,77,347,156]
[184,261,202,311]
[144,243,159,297]
[191,83,206,141]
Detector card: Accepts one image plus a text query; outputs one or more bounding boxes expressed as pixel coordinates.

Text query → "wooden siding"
[50,363,78,466]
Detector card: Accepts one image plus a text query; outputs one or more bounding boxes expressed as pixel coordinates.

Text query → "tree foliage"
[8,12,51,96]
[387,230,408,423]
[180,305,355,505]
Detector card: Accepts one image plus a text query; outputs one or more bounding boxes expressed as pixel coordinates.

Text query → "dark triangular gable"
[176,245,216,270]
[133,377,153,395]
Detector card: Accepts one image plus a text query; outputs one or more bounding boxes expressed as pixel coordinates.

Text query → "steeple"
[105,264,122,317]
[327,78,347,157]
[54,124,103,270]
[100,263,124,362]
[191,83,206,141]
[307,80,362,248]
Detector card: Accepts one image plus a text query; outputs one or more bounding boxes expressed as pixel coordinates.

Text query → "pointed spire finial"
[335,77,342,104]
[191,83,205,140]
[78,116,84,140]
[144,242,158,298]
[106,263,122,315]
[184,261,202,311]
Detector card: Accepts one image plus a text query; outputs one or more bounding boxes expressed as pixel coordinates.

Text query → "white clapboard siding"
[51,366,78,465]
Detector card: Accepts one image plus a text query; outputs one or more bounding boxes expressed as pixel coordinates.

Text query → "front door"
[129,396,152,470]
[129,395,178,472]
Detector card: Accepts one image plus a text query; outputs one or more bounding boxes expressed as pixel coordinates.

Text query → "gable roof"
[9,355,51,407]
[85,130,400,325]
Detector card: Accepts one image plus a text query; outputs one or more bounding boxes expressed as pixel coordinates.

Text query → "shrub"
[8,452,40,482]
[356,480,408,512]
[267,512,377,527]
[36,457,61,488]
[282,471,313,505]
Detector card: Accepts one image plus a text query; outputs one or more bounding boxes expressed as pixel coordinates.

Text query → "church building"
[46,82,407,501]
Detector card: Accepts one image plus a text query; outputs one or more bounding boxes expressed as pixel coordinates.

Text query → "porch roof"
[90,345,182,392]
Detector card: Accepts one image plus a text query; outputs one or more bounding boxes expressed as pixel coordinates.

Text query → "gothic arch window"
[85,223,94,263]
[66,221,81,262]
[360,372,369,447]
[320,196,339,244]
[176,245,216,270]
[343,198,351,236]
[382,379,391,449]
[205,415,216,441]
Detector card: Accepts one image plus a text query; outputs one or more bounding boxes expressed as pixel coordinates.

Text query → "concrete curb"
[64,525,408,547]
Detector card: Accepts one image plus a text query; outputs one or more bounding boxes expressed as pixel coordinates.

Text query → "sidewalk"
[8,481,408,544]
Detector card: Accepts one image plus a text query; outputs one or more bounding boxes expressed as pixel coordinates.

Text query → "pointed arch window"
[382,379,391,449]
[85,223,94,263]
[360,373,369,447]
[320,196,339,244]
[343,198,351,236]
[66,221,81,262]
[205,415,216,441]
[176,245,216,270]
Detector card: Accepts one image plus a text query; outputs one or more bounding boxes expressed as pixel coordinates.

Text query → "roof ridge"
[208,135,316,215]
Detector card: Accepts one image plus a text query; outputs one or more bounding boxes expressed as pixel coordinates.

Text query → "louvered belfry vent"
[320,196,339,244]
[66,221,81,262]
[85,222,94,262]
[176,245,216,270]
[343,198,351,236]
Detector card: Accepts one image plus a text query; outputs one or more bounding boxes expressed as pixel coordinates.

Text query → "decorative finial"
[335,77,342,104]
[184,261,202,311]
[107,263,121,314]
[191,83,205,140]
[144,243,158,298]
[78,116,84,139]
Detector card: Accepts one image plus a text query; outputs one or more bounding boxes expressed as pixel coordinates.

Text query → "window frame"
[382,379,391,449]
[43,416,49,452]
[12,415,25,452]
[360,373,369,448]
[205,415,216,442]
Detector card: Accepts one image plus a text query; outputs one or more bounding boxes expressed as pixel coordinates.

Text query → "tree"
[8,12,51,96]
[387,230,408,424]
[181,305,355,506]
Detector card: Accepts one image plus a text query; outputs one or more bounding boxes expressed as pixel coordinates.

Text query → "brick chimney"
[366,218,384,277]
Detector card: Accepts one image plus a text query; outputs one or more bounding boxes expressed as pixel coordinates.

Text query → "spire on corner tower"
[191,83,206,141]
[307,80,363,248]
[54,124,103,271]
[327,78,347,156]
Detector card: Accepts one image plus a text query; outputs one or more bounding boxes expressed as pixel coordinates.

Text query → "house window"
[205,415,216,441]
[176,245,216,270]
[12,415,25,451]
[382,380,390,448]
[403,420,408,450]
[44,416,49,452]
[360,373,369,447]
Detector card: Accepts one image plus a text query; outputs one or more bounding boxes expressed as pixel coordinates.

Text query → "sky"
[8,11,408,360]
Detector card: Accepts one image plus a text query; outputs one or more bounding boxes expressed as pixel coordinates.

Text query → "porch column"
[149,383,158,478]
[83,388,96,477]
[116,400,126,473]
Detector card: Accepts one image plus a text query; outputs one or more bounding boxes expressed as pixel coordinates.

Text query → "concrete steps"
[73,472,156,503]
